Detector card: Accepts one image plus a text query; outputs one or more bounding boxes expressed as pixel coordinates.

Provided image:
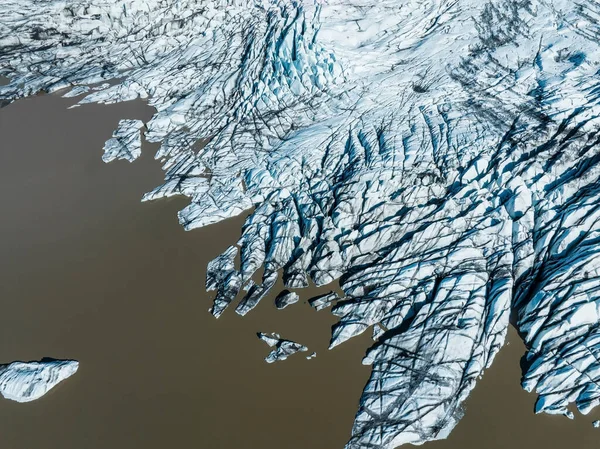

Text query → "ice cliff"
[2,0,600,447]
[0,359,79,403]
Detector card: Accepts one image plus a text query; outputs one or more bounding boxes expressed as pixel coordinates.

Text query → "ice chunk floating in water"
[0,359,79,403]
[258,332,309,363]
[4,0,600,447]
[274,290,299,310]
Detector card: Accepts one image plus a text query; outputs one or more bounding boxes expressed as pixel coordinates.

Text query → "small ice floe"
[257,332,308,363]
[275,290,299,310]
[0,359,79,403]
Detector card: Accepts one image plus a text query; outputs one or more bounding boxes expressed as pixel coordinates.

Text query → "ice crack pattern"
[3,0,600,447]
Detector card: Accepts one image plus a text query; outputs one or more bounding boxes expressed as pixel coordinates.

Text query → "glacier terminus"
[3,0,600,447]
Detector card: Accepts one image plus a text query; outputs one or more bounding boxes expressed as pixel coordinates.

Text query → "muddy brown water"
[0,91,598,449]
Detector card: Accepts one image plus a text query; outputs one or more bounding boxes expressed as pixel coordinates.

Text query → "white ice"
[0,359,79,403]
[3,1,600,447]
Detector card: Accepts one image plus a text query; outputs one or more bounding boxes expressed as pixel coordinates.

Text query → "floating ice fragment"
[0,359,79,403]
[257,332,308,363]
[275,290,299,310]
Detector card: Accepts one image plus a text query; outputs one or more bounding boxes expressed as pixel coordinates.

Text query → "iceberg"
[3,0,600,447]
[275,290,300,310]
[0,359,79,403]
[258,332,309,363]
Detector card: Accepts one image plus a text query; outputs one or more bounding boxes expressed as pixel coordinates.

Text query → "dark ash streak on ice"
[3,0,600,447]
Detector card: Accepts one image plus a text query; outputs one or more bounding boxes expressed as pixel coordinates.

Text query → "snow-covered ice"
[0,359,79,403]
[3,0,600,447]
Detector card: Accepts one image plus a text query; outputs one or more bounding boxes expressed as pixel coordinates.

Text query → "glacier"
[0,359,79,403]
[2,0,600,447]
